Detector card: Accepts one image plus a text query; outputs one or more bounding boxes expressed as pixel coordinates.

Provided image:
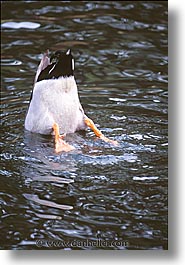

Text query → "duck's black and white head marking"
[36,49,74,82]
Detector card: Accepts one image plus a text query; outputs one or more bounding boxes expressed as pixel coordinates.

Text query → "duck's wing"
[29,50,51,102]
[34,50,50,84]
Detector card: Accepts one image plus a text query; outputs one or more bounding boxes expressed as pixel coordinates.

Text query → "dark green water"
[1,1,168,250]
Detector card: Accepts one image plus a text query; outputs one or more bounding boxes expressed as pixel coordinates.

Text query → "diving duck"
[25,49,117,152]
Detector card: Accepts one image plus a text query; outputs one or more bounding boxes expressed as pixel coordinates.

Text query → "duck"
[25,49,117,152]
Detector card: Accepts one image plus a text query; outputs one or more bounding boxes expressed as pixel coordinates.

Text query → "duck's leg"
[52,123,75,153]
[84,117,118,145]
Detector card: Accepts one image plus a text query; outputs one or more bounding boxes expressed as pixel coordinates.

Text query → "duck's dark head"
[36,49,74,82]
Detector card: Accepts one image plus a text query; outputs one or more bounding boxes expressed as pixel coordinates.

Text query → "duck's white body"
[24,49,117,152]
[25,76,86,134]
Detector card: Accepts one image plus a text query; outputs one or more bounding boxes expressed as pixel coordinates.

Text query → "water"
[1,1,168,250]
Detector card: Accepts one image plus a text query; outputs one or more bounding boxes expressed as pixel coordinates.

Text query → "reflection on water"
[1,1,168,250]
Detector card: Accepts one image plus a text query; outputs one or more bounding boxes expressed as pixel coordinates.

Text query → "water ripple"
[1,0,168,250]
[2,21,40,29]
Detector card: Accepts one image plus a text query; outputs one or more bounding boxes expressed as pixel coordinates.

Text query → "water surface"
[1,1,168,250]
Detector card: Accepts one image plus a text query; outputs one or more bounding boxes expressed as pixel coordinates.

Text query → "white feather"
[25,76,86,134]
[48,64,56,74]
[66,49,70,55]
[72,58,74,71]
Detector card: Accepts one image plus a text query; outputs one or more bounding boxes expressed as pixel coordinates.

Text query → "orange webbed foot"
[84,117,118,146]
[52,123,75,153]
[99,135,119,146]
